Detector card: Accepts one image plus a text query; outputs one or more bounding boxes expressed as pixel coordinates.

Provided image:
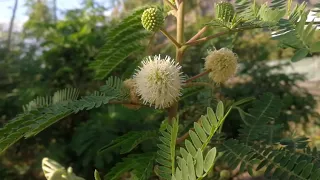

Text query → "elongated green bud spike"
[141,7,164,32]
[215,2,235,22]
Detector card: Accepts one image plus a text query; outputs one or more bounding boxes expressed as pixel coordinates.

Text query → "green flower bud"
[141,7,164,32]
[219,170,231,180]
[215,2,235,22]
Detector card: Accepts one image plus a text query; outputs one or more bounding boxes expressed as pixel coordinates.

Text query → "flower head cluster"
[141,7,164,32]
[133,55,184,109]
[204,48,238,83]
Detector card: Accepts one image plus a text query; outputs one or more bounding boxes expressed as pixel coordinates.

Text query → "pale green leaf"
[180,148,189,161]
[194,123,207,143]
[180,158,188,180]
[216,101,224,120]
[200,115,211,135]
[291,49,309,62]
[207,108,217,126]
[189,130,202,149]
[195,149,204,177]
[94,170,101,180]
[185,139,197,157]
[174,168,182,180]
[187,154,196,180]
[232,97,255,107]
[204,148,217,172]
[311,41,320,53]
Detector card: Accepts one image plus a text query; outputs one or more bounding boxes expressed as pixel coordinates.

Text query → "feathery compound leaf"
[235,0,259,21]
[173,147,217,180]
[238,93,282,145]
[271,2,320,60]
[99,130,158,154]
[173,106,230,179]
[156,118,179,180]
[258,4,286,25]
[22,88,80,112]
[100,76,129,97]
[104,153,156,180]
[219,139,320,180]
[269,0,287,10]
[0,77,128,154]
[90,7,151,79]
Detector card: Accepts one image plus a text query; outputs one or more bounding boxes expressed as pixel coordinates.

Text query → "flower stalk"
[186,26,260,46]
[160,28,182,48]
[168,0,185,125]
[186,26,208,44]
[186,70,210,83]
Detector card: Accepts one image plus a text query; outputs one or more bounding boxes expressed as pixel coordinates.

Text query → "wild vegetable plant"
[1,0,320,179]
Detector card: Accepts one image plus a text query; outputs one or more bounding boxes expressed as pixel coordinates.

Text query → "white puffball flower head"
[133,55,185,109]
[204,48,238,83]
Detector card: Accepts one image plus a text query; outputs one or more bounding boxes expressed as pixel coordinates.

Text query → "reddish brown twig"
[185,31,231,46]
[186,26,208,44]
[176,129,193,144]
[186,70,210,83]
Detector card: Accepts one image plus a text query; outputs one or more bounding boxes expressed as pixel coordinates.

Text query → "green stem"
[201,106,233,151]
[160,28,182,48]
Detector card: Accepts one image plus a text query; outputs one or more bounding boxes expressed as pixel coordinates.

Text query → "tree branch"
[183,82,213,88]
[7,0,19,52]
[176,129,192,144]
[164,0,177,11]
[186,70,210,83]
[108,100,151,108]
[160,28,182,48]
[185,26,260,46]
[186,26,208,44]
[185,30,231,46]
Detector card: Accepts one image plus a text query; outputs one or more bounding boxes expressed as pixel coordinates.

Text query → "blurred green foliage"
[0,0,319,179]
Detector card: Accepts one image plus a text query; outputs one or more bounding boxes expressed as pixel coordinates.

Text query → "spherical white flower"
[204,48,238,83]
[133,55,184,109]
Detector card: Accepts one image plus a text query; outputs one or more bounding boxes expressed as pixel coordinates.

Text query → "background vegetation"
[0,0,320,179]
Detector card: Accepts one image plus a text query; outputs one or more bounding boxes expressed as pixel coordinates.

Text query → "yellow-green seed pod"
[141,7,164,32]
[215,2,235,22]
